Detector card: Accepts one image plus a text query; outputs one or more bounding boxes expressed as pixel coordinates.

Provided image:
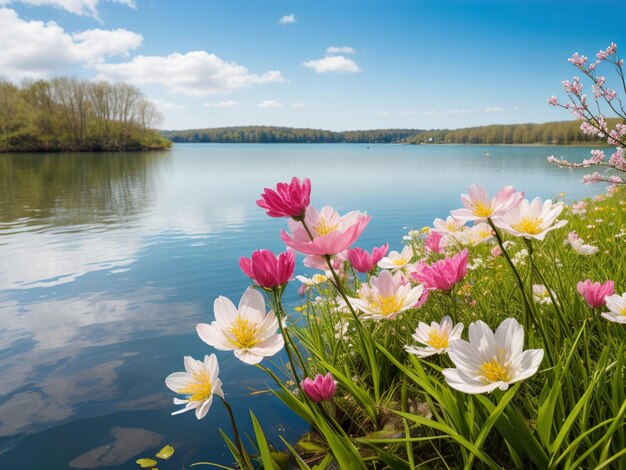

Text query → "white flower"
[405,316,463,357]
[349,270,424,321]
[532,284,557,305]
[197,288,284,365]
[165,354,224,419]
[567,231,599,256]
[296,273,328,286]
[496,198,568,240]
[443,318,544,394]
[377,245,413,271]
[512,248,528,266]
[468,256,486,271]
[601,293,626,324]
[433,216,466,234]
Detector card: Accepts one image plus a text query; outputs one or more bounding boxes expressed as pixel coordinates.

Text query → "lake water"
[0,143,603,468]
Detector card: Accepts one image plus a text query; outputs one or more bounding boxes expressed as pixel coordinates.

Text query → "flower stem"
[487,218,555,365]
[300,219,381,405]
[270,289,305,386]
[271,289,310,378]
[220,397,254,470]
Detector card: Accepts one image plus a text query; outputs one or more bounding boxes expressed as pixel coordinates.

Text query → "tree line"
[0,77,171,152]
[406,120,618,145]
[162,121,617,145]
[161,126,421,144]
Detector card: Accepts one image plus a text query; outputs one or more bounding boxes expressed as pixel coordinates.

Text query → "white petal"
[197,323,233,350]
[449,322,464,340]
[601,311,626,323]
[165,372,192,392]
[253,334,285,357]
[214,295,238,324]
[213,378,225,399]
[238,287,266,323]
[234,349,264,365]
[405,345,437,357]
[510,349,544,382]
[468,321,497,360]
[195,396,213,419]
[184,356,203,375]
[495,318,524,362]
[442,368,501,394]
[447,339,483,374]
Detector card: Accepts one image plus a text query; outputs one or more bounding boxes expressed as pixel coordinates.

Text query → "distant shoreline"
[161,121,612,146]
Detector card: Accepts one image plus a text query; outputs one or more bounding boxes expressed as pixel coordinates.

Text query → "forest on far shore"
[162,120,617,145]
[0,77,171,152]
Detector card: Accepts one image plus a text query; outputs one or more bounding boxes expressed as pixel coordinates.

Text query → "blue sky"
[1,0,625,130]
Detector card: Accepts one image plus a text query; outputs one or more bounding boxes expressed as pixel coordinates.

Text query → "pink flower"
[350,270,425,321]
[281,205,370,256]
[577,279,615,309]
[302,373,337,403]
[257,177,311,219]
[348,244,389,273]
[239,250,294,289]
[410,249,468,291]
[547,96,559,106]
[303,250,348,276]
[425,231,444,253]
[451,184,524,222]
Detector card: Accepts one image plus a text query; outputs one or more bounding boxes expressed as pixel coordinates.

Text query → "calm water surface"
[0,144,602,468]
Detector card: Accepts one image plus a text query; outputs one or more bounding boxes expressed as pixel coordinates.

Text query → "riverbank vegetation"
[0,77,171,152]
[165,176,626,469]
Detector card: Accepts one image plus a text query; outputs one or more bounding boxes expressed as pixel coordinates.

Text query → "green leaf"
[155,445,174,460]
[136,458,157,468]
[250,411,281,470]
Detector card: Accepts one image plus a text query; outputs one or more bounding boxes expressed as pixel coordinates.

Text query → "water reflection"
[0,151,170,227]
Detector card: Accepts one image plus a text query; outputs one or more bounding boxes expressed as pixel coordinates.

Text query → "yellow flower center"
[177,370,213,402]
[446,222,459,232]
[427,330,449,349]
[472,201,493,217]
[480,358,511,383]
[230,316,258,349]
[477,229,492,239]
[314,218,338,236]
[369,294,405,317]
[620,307,626,316]
[312,274,328,284]
[511,217,544,235]
[393,258,407,266]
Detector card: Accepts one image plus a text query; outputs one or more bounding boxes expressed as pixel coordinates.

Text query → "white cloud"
[95,51,286,96]
[422,110,441,115]
[204,100,239,108]
[0,0,136,19]
[376,111,390,116]
[292,102,304,108]
[258,100,282,108]
[151,98,185,110]
[326,46,355,55]
[303,55,361,74]
[400,110,415,115]
[278,13,295,25]
[0,8,142,80]
[484,106,504,112]
[447,109,471,114]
